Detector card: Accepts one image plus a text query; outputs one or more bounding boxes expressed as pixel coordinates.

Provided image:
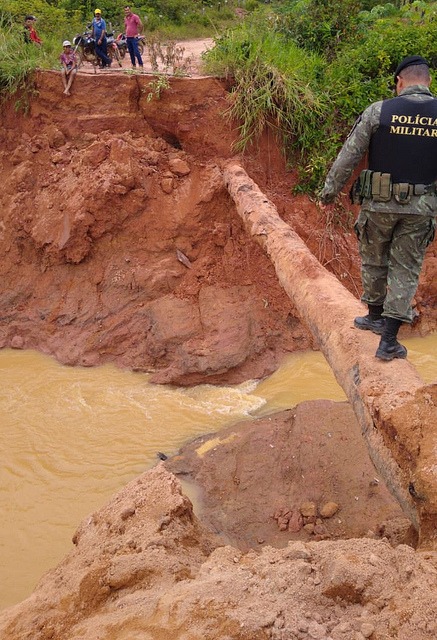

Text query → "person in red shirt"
[24,16,42,45]
[124,6,144,70]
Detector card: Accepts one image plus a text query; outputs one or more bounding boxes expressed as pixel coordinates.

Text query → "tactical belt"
[388,181,436,203]
[350,170,437,204]
[403,183,436,196]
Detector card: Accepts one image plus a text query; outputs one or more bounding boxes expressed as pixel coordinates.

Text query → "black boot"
[375,317,407,361]
[354,304,385,335]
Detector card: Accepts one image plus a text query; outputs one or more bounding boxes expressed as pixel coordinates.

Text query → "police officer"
[319,55,437,361]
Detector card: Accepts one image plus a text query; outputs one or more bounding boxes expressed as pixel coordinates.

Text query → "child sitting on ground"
[60,41,77,96]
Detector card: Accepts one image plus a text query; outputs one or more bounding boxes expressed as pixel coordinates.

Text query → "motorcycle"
[73,28,122,69]
[115,33,146,59]
[73,29,95,66]
[107,32,123,66]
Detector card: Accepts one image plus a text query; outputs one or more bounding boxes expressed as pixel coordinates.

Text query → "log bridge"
[223,161,437,550]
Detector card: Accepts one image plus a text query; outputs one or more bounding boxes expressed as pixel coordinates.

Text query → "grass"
[0,16,39,95]
[203,15,329,166]
[0,14,65,98]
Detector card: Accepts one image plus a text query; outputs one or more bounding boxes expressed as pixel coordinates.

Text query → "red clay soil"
[0,71,315,385]
[0,64,435,386]
[1,48,437,638]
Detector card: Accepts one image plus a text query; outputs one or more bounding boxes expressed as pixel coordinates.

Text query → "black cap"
[25,15,37,20]
[394,55,429,83]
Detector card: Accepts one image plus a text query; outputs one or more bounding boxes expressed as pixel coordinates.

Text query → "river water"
[1,336,436,609]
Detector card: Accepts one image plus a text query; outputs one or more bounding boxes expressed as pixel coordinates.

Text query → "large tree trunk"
[223,161,437,549]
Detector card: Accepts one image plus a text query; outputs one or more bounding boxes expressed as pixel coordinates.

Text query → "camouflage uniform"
[320,86,437,323]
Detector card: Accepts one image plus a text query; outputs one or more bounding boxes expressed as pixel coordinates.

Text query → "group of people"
[87,6,144,70]
[25,6,145,97]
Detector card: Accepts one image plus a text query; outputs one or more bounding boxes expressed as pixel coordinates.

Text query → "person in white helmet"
[60,40,77,95]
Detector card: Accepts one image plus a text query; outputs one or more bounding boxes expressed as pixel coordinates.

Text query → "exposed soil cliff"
[1,67,435,386]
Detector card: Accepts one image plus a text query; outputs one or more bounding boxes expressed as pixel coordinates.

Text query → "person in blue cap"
[319,56,437,361]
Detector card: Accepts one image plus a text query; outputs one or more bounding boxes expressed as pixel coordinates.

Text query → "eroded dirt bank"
[0,72,312,385]
[166,401,413,549]
[1,70,435,386]
[1,70,437,636]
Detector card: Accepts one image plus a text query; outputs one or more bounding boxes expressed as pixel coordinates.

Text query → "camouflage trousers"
[354,210,436,323]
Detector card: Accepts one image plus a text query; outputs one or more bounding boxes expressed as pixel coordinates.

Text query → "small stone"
[120,506,136,521]
[300,501,317,518]
[168,158,190,176]
[314,523,328,535]
[360,623,375,638]
[11,335,24,349]
[160,177,174,193]
[288,511,303,533]
[320,501,339,518]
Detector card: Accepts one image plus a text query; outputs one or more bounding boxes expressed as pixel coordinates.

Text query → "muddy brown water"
[1,336,436,609]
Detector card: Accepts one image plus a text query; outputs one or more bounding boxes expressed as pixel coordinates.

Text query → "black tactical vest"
[368,95,437,184]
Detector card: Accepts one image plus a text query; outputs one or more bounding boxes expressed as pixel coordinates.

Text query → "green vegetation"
[143,71,170,100]
[204,15,327,163]
[2,0,437,192]
[0,14,52,97]
[203,0,437,190]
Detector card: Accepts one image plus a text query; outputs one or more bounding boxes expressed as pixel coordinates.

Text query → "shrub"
[275,0,363,58]
[203,11,328,162]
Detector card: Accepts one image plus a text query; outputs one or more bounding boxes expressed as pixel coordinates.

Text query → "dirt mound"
[1,461,436,640]
[0,72,316,386]
[165,402,415,549]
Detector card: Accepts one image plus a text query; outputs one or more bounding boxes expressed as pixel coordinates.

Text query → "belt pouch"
[360,170,373,199]
[379,173,392,201]
[371,172,381,199]
[393,182,411,204]
[371,172,392,202]
[350,178,362,204]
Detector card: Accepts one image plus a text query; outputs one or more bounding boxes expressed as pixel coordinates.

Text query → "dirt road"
[77,38,215,77]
